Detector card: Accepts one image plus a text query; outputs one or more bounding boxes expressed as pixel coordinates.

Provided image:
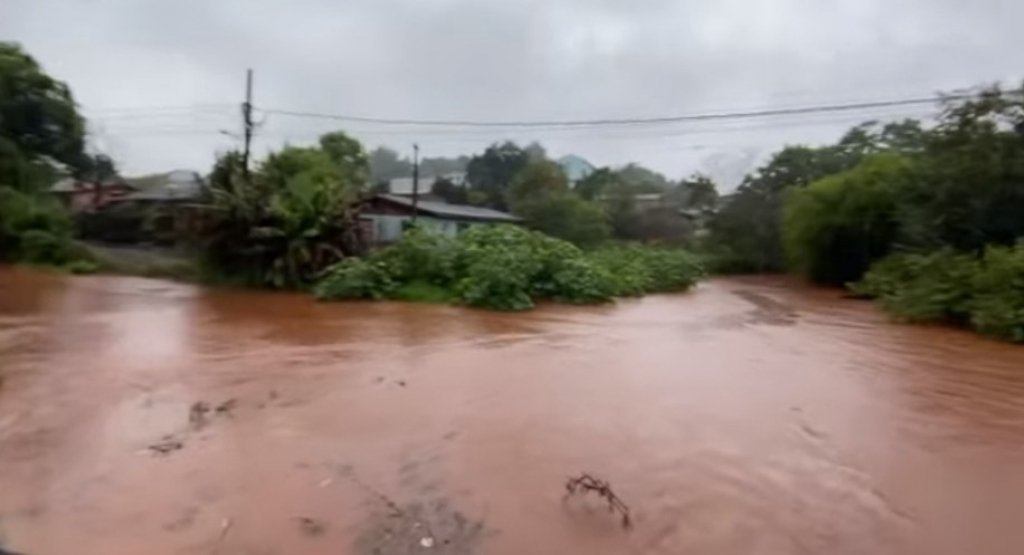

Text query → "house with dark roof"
[50,177,136,212]
[115,169,206,203]
[359,194,520,244]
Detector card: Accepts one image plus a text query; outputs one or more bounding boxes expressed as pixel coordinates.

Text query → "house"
[50,177,136,212]
[79,169,207,245]
[359,194,520,244]
[117,169,206,203]
[557,154,595,186]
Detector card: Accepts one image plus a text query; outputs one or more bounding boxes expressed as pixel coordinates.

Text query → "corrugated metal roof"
[50,178,129,193]
[374,194,521,222]
[120,169,206,201]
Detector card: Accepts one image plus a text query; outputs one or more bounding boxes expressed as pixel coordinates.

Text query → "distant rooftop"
[121,169,205,201]
[557,154,596,183]
[374,194,521,223]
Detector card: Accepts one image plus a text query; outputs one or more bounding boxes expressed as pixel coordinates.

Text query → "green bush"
[392,281,455,303]
[853,250,976,323]
[454,225,544,310]
[853,245,1024,342]
[373,226,456,284]
[314,224,703,311]
[18,229,70,264]
[968,246,1024,342]
[589,245,704,296]
[0,185,78,264]
[313,257,395,300]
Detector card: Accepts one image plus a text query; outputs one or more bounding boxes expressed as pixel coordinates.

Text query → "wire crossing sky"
[3,0,1020,186]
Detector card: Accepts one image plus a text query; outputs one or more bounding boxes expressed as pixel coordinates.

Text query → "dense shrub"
[0,185,80,266]
[374,227,457,284]
[968,246,1024,342]
[589,245,704,296]
[314,224,703,311]
[853,245,1024,342]
[314,257,395,300]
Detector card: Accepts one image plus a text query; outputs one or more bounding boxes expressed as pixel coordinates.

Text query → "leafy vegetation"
[0,42,97,270]
[783,154,921,284]
[853,246,1024,342]
[315,225,703,311]
[201,132,368,288]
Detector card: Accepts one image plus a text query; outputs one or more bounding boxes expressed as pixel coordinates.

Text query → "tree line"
[709,84,1024,341]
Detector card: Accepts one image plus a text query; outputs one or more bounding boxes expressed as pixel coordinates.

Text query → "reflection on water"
[1,266,1022,555]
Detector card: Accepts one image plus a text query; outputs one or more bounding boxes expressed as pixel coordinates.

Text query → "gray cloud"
[2,0,1020,186]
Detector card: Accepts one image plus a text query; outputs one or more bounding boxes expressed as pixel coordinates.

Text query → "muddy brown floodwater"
[1,266,1023,555]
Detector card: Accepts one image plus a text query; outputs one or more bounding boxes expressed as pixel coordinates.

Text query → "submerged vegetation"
[315,225,703,311]
[852,246,1024,342]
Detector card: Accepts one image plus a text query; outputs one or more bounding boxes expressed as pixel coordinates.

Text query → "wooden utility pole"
[411,143,420,223]
[241,68,254,181]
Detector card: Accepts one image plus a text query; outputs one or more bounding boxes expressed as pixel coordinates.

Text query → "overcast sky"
[2,0,1021,187]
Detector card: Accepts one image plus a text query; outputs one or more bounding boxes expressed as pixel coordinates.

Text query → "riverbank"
[1,268,1023,554]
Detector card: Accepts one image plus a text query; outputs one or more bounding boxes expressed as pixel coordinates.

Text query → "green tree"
[203,133,367,288]
[614,163,669,191]
[318,131,369,188]
[676,173,719,209]
[0,42,90,267]
[506,160,569,207]
[916,84,1024,252]
[466,141,529,209]
[0,42,86,183]
[506,160,608,246]
[574,167,618,200]
[367,146,412,187]
[431,177,468,204]
[708,144,865,272]
[511,192,610,247]
[783,154,921,284]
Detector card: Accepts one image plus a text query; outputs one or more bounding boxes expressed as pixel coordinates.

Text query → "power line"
[254,92,971,129]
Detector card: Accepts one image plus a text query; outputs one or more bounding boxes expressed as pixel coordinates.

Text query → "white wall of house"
[364,214,467,243]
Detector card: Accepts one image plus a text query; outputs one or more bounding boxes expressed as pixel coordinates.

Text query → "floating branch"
[564,473,632,529]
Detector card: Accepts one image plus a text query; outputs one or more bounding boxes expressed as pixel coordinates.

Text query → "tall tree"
[367,146,412,186]
[319,131,369,188]
[574,167,618,200]
[676,174,719,209]
[506,160,568,208]
[466,141,529,209]
[0,42,87,189]
[431,177,468,204]
[506,160,608,246]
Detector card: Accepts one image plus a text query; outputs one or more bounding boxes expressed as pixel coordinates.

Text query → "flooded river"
[1,266,1023,555]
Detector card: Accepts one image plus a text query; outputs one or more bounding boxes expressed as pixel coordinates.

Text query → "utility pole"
[241,68,254,182]
[411,143,420,223]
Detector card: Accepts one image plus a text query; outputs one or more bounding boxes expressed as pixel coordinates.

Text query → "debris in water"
[189,401,211,429]
[419,536,435,548]
[215,398,238,416]
[564,473,632,529]
[148,435,184,455]
[397,380,407,387]
[296,517,326,537]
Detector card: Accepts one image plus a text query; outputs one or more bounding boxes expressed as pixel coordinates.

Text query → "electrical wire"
[253,93,969,129]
